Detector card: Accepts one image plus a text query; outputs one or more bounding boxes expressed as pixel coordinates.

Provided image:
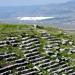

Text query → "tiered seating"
[0,52,17,62]
[19,35,55,73]
[41,32,75,74]
[0,37,19,48]
[0,56,39,75]
[20,36,42,65]
[0,41,7,47]
[0,32,75,75]
[15,68,39,75]
[14,58,39,75]
[6,37,19,47]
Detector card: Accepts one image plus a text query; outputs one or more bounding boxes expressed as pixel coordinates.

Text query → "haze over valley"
[0,0,75,30]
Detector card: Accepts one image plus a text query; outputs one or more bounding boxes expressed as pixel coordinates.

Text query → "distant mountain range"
[0,0,75,30]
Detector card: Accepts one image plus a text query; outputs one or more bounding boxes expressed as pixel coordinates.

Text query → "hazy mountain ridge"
[0,0,75,18]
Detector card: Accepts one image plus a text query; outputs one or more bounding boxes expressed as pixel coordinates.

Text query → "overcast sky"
[0,0,71,6]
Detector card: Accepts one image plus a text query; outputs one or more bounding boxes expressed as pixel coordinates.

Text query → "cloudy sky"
[0,0,71,6]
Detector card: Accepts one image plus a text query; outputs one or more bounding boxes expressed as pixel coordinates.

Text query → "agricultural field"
[0,24,75,75]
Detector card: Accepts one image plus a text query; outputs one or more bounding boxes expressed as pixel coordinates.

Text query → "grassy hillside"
[0,24,75,75]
